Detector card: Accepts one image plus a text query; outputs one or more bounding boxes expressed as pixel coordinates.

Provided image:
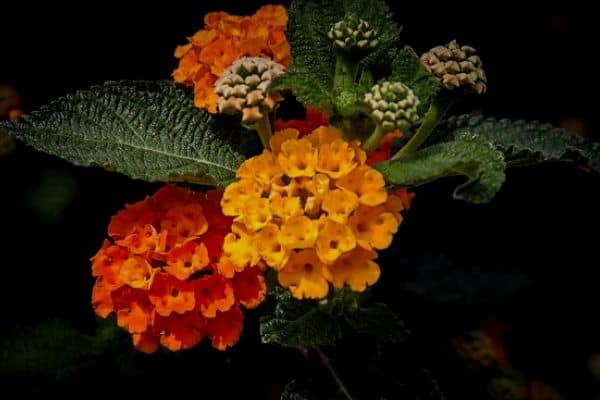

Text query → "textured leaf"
[0,81,254,186]
[344,303,410,343]
[260,309,341,350]
[270,0,342,110]
[0,320,122,380]
[272,0,401,110]
[375,133,506,203]
[390,46,441,114]
[343,0,402,68]
[260,291,341,350]
[433,115,600,172]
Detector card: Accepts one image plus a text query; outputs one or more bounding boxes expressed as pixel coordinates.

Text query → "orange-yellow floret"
[172,5,291,113]
[221,126,411,299]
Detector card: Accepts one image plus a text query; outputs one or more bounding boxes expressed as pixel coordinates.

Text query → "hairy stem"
[316,347,353,400]
[392,96,455,160]
[363,124,386,153]
[333,53,359,91]
[255,113,273,149]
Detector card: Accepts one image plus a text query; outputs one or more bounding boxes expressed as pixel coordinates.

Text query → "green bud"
[364,81,420,132]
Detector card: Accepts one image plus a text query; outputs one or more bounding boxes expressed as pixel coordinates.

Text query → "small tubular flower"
[172,5,290,113]
[221,126,409,298]
[91,185,266,353]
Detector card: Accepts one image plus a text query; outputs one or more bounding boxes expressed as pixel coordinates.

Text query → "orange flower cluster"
[173,5,291,113]
[221,127,410,299]
[91,185,266,353]
[275,108,329,137]
[366,130,403,165]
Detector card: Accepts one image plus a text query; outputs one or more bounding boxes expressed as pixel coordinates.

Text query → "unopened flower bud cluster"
[215,57,286,123]
[364,81,420,132]
[328,14,378,52]
[420,40,487,94]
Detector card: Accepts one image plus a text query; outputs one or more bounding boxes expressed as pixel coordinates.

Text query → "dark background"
[1,1,599,399]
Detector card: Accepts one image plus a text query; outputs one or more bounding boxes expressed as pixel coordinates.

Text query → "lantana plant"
[1,0,599,398]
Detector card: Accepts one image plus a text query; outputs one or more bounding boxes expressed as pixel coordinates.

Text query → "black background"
[1,1,599,399]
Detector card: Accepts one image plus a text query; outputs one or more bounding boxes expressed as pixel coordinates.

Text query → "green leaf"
[0,81,253,186]
[390,46,441,114]
[344,303,410,343]
[0,320,122,380]
[375,133,507,203]
[272,0,402,110]
[342,0,402,69]
[260,291,341,350]
[434,115,600,172]
[270,0,342,110]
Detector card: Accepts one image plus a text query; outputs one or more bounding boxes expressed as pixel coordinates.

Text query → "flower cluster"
[214,56,286,123]
[91,185,266,353]
[366,130,403,165]
[420,40,487,94]
[221,127,407,299]
[328,13,379,52]
[275,107,329,137]
[172,5,291,113]
[364,81,420,132]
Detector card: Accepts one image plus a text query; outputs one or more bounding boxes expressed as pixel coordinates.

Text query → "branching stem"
[315,347,353,400]
[392,96,455,160]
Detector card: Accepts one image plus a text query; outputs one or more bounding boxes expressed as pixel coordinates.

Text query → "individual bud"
[364,81,420,132]
[327,13,378,52]
[420,40,487,94]
[215,57,286,123]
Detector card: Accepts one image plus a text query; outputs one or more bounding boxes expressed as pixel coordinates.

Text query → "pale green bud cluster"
[364,81,420,132]
[327,14,378,52]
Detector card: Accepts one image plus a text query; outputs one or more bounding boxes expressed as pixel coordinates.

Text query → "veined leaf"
[270,0,342,110]
[0,81,253,186]
[433,115,600,172]
[0,320,123,380]
[375,133,506,203]
[260,308,341,350]
[390,46,441,114]
[272,0,402,110]
[342,0,402,68]
[260,289,341,350]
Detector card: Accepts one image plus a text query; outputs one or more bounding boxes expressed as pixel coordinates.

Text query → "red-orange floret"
[91,185,266,353]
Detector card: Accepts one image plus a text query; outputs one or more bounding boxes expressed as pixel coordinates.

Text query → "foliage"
[375,133,507,203]
[0,81,258,186]
[433,115,600,172]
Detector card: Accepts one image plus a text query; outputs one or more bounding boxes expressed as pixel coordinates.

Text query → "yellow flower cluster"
[221,127,406,299]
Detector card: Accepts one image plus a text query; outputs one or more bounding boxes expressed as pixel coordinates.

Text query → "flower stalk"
[316,346,353,400]
[363,124,385,153]
[255,113,273,149]
[392,95,455,160]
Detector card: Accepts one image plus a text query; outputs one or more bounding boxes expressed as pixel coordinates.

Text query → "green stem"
[316,347,353,400]
[333,53,359,91]
[363,124,386,153]
[255,113,273,149]
[392,96,455,160]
